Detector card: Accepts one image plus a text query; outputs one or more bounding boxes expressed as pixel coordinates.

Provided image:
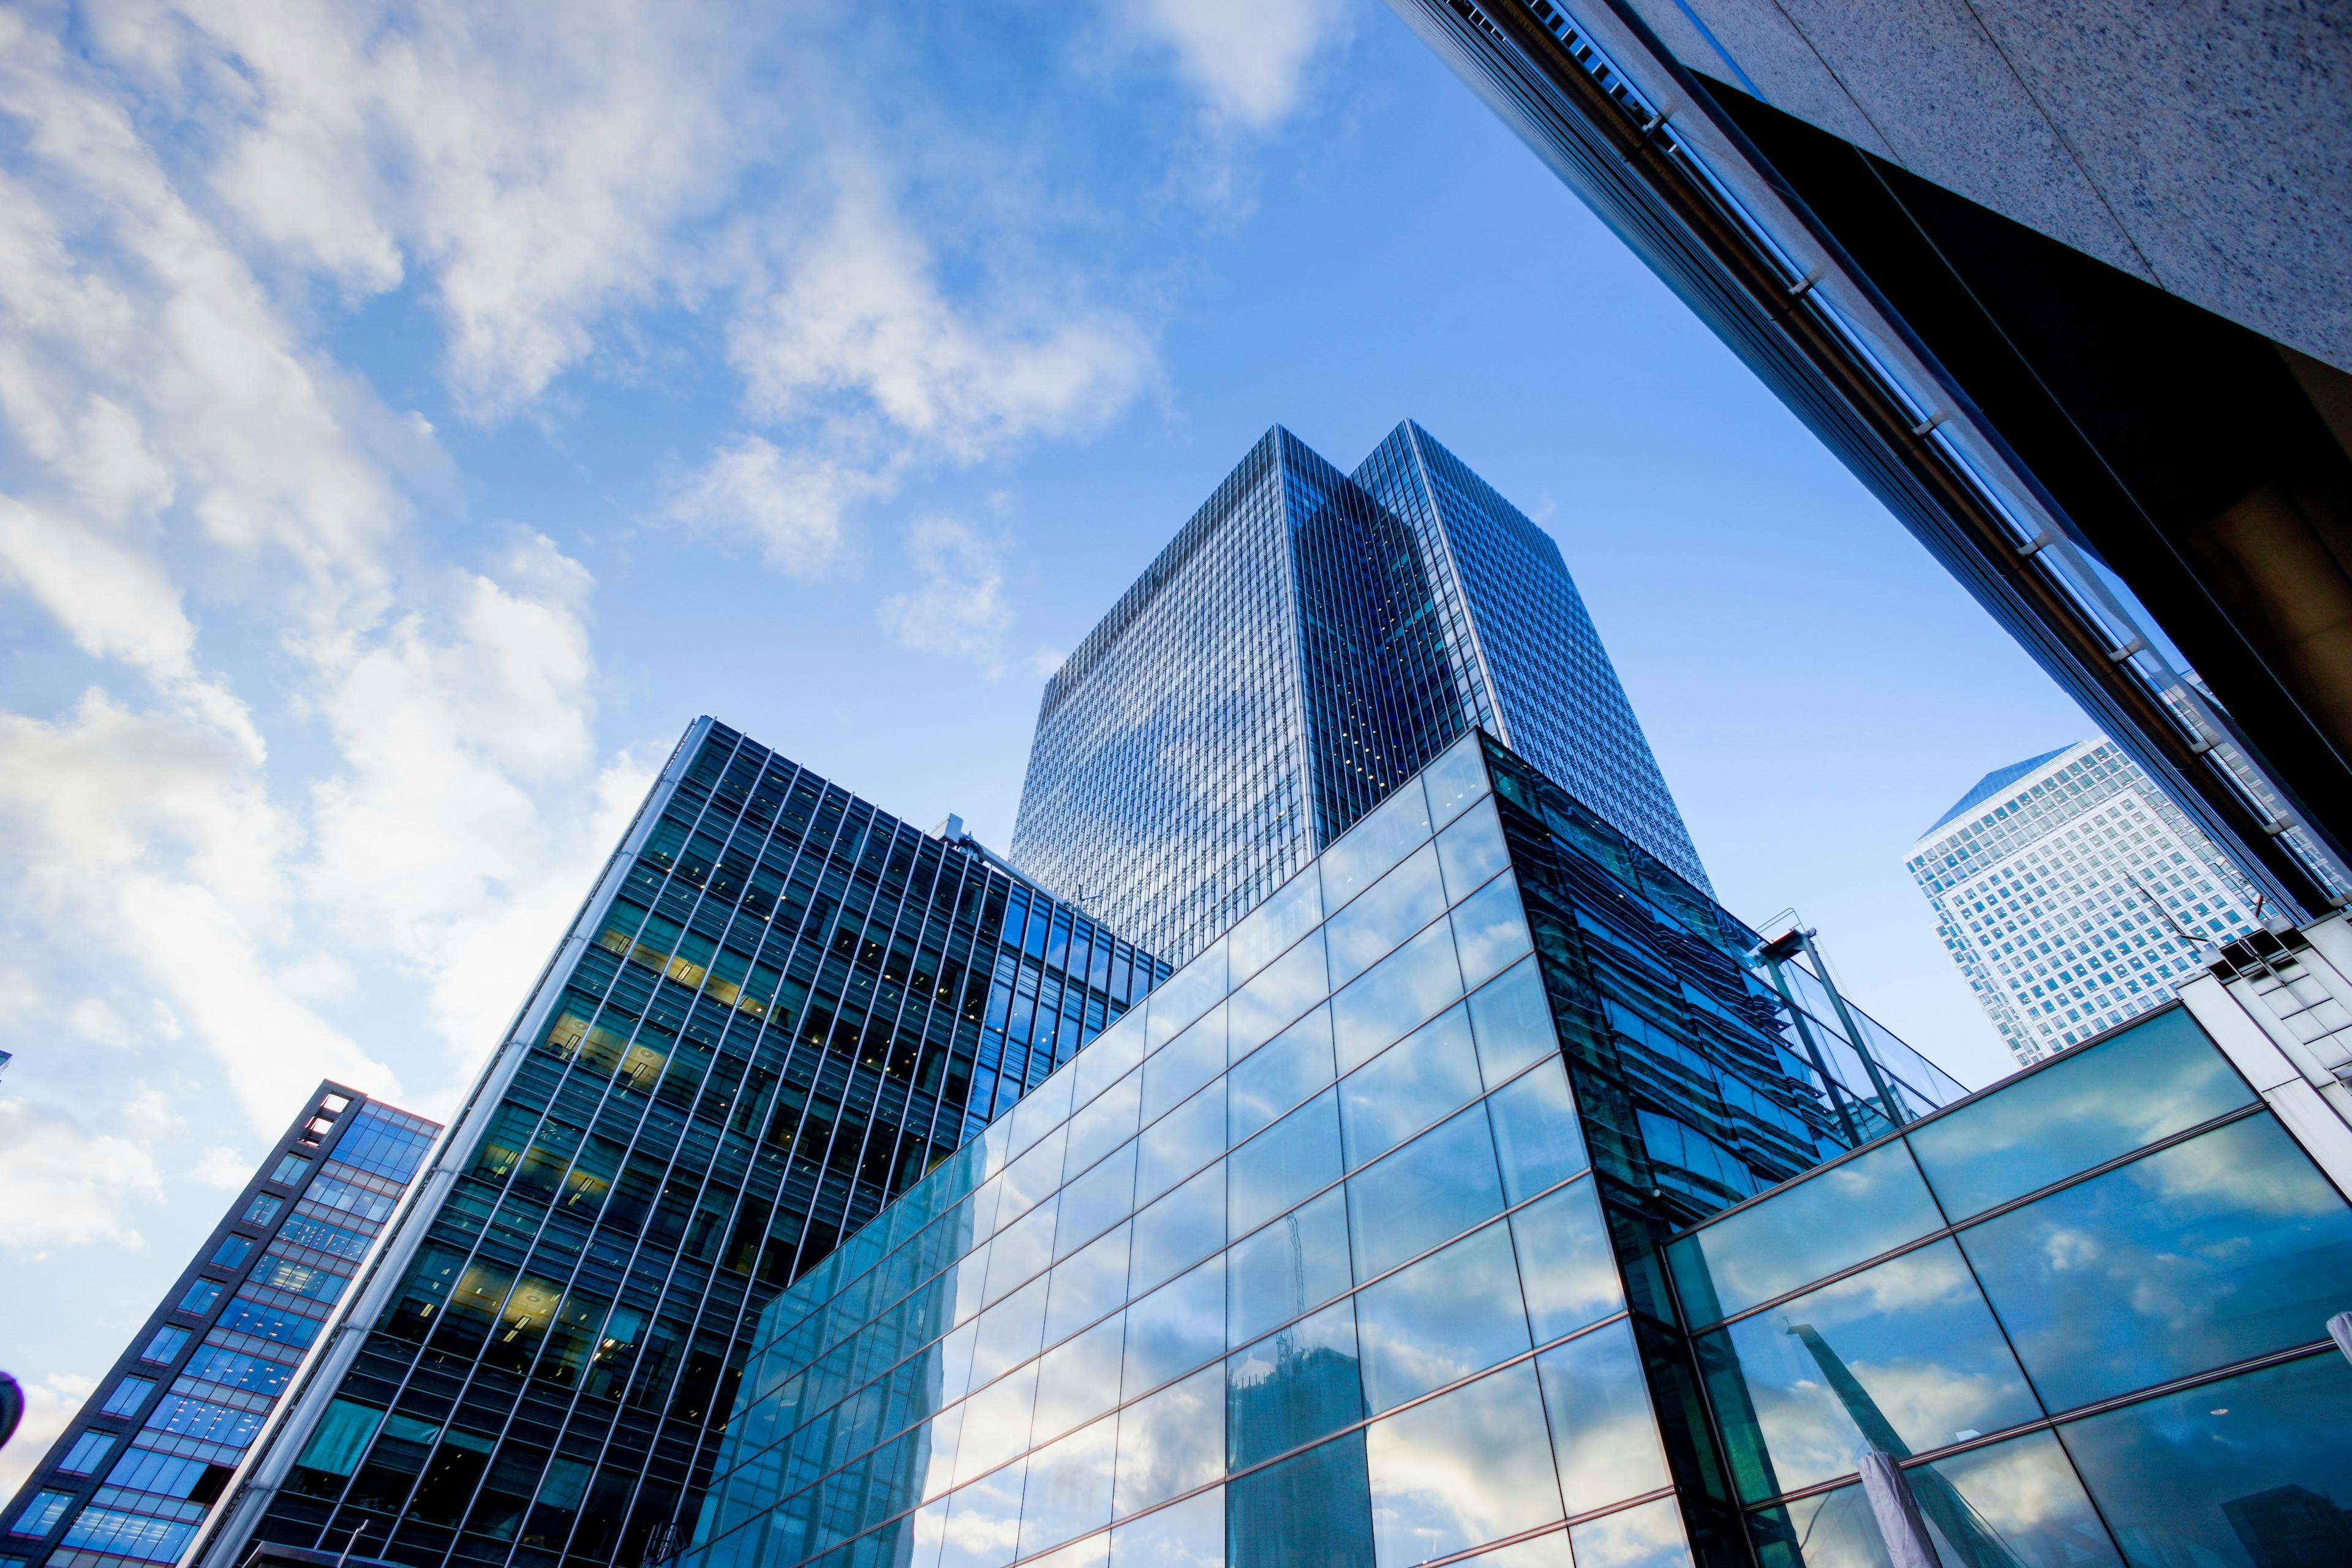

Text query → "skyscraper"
[2,1085,439,1568]
[183,719,1164,1568]
[1908,739,2262,1068]
[1381,0,2352,919]
[1010,421,1705,965]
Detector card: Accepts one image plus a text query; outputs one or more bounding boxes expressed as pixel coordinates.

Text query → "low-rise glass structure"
[680,729,1959,1568]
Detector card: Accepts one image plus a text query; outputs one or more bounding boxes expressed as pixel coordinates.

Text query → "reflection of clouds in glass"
[1566,1496,1693,1568]
[2136,1123,2339,1218]
[1537,1322,1668,1512]
[1114,1366,1223,1518]
[1354,1224,1526,1411]
[1365,1364,1563,1568]
[954,1364,1039,1485]
[938,1457,1027,1568]
[1023,1532,1109,1568]
[1035,1316,1126,1444]
[1922,1430,2118,1564]
[1512,1182,1622,1341]
[1019,1415,1117,1558]
[1682,1143,1941,1320]
[1109,1485,1224,1568]
[1743,1361,2030,1493]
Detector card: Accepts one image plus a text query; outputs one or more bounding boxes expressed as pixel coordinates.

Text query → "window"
[100,1376,156,1418]
[269,1153,310,1185]
[138,1327,189,1364]
[176,1280,224,1316]
[8,1491,72,1540]
[56,1432,115,1476]
[209,1235,253,1269]
[241,1194,282,1226]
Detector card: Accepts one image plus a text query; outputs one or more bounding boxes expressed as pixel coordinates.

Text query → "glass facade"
[1669,1001,2352,1567]
[187,720,1167,1568]
[1010,421,1708,967]
[682,730,1956,1568]
[2,1090,439,1568]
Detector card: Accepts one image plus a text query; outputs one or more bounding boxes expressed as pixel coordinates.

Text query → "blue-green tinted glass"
[1567,1497,1692,1568]
[1420,734,1490,830]
[1147,1009,1228,1125]
[1435,797,1509,903]
[1017,1416,1117,1559]
[1534,1319,1669,1513]
[1046,1224,1130,1345]
[1510,1179,1623,1343]
[1326,846,1446,989]
[1123,1256,1226,1400]
[1130,1163,1225,1298]
[1112,1365,1223,1519]
[1227,933,1329,1061]
[1148,941,1229,1051]
[2057,1351,2352,1568]
[1139,1081,1224,1208]
[1919,1430,2119,1567]
[1225,1301,1363,1469]
[1110,1485,1223,1568]
[1339,1005,1482,1169]
[941,1454,1025,1568]
[1486,1058,1586,1204]
[1331,922,1464,1074]
[1226,1431,1373,1568]
[1067,1072,1142,1179]
[970,1276,1049,1387]
[1667,1140,1943,1326]
[1227,1188,1352,1349]
[1229,1090,1342,1237]
[1035,1315,1125,1445]
[1355,1221,1529,1412]
[1702,1238,2041,1503]
[1466,957,1558,1089]
[1961,1112,2352,1412]
[1057,1140,1137,1262]
[1321,781,1432,913]
[1347,1103,1505,1280]
[1449,873,1532,990]
[1907,1006,2253,1218]
[1228,1007,1335,1147]
[1363,1363,1564,1568]
[1230,871,1323,986]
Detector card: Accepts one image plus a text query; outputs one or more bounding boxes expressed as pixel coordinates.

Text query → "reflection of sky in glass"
[1669,1141,1944,1326]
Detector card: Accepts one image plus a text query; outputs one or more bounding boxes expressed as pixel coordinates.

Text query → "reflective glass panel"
[1510,1179,1623,1344]
[986,1195,1058,1306]
[1466,959,1558,1089]
[1227,933,1330,1062]
[1225,1431,1374,1568]
[1231,873,1324,986]
[1326,846,1446,990]
[969,1276,1050,1390]
[940,1457,1028,1568]
[1339,1005,1482,1170]
[1331,923,1464,1075]
[2057,1351,2352,1568]
[1227,1188,1353,1349]
[1076,1016,1147,1112]
[1346,1103,1506,1280]
[1148,941,1229,1051]
[1229,1008,1336,1147]
[1435,798,1509,905]
[1225,1300,1364,1469]
[1568,1497,1692,1568]
[1110,1483,1223,1568]
[1058,1141,1138,1262]
[1047,1225,1133,1346]
[1035,1315,1127,1445]
[1700,1238,2041,1502]
[1441,1534,1571,1568]
[1449,873,1532,990]
[952,1365,1039,1485]
[1131,1163,1225,1298]
[1960,1113,2352,1412]
[1321,780,1431,913]
[1019,1415,1118,1559]
[1419,734,1490,829]
[1907,1007,2253,1219]
[1124,1257,1227,1400]
[1068,1074,1143,1184]
[1113,1365,1224,1520]
[1355,1221,1529,1412]
[1363,1362,1564,1568]
[1534,1320,1668,1513]
[1667,1140,1943,1326]
[1485,1058,1586,1204]
[1229,1090,1343,1238]
[1139,1082,1226,1208]
[1147,1011,1228,1125]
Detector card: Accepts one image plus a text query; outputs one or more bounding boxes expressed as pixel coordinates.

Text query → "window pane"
[970,1275,1050,1389]
[1148,941,1230,1051]
[1076,1016,1148,1112]
[1110,1484,1224,1568]
[2057,1351,2352,1568]
[1534,1320,1669,1513]
[940,1457,1028,1568]
[1347,1104,1505,1280]
[58,1431,116,1476]
[1036,1315,1128,1446]
[1666,1140,1943,1326]
[1700,1238,2041,1503]
[1420,734,1490,829]
[1321,781,1433,913]
[1125,1257,1226,1400]
[1232,872,1324,986]
[1510,1180,1623,1343]
[1909,1007,2253,1219]
[953,1365,1040,1486]
[1140,1083,1226,1208]
[1228,933,1329,1062]
[1449,874,1532,990]
[1355,1222,1529,1413]
[1114,1365,1224,1520]
[1327,846,1446,990]
[1913,1429,2119,1568]
[1364,1363,1564,1568]
[1486,1059,1586,1204]
[1230,1090,1342,1238]
[1229,1008,1335,1147]
[1148,1007,1230,1125]
[1568,1497,1694,1568]
[1466,959,1558,1089]
[1961,1112,2352,1412]
[1019,1416,1118,1559]
[1340,1006,1482,1172]
[1068,1074,1143,1189]
[1226,1432,1374,1568]
[1060,1141,1139,1262]
[1227,1188,1353,1349]
[1050,1226,1134,1346]
[1131,1163,1226,1298]
[1226,1301,1363,1469]
[1332,924,1464,1075]
[986,1194,1059,1306]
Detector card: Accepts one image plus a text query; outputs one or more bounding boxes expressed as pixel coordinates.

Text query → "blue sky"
[0,0,2089,1482]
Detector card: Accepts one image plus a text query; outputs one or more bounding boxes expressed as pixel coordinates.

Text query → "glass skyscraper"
[680,726,1963,1568]
[1907,739,2263,1067]
[2,1086,439,1568]
[181,719,1166,1568]
[1009,421,1707,967]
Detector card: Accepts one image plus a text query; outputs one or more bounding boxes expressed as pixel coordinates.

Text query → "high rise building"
[1,1086,439,1568]
[676,728,1965,1568]
[1011,420,1706,965]
[1908,739,2262,1068]
[181,719,1165,1568]
[1381,0,2352,919]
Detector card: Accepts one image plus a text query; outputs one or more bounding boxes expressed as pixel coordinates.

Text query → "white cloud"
[1110,0,1351,129]
[878,518,1017,673]
[67,997,135,1049]
[664,435,872,578]
[0,1372,97,1501]
[0,1100,165,1250]
[192,1145,260,1189]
